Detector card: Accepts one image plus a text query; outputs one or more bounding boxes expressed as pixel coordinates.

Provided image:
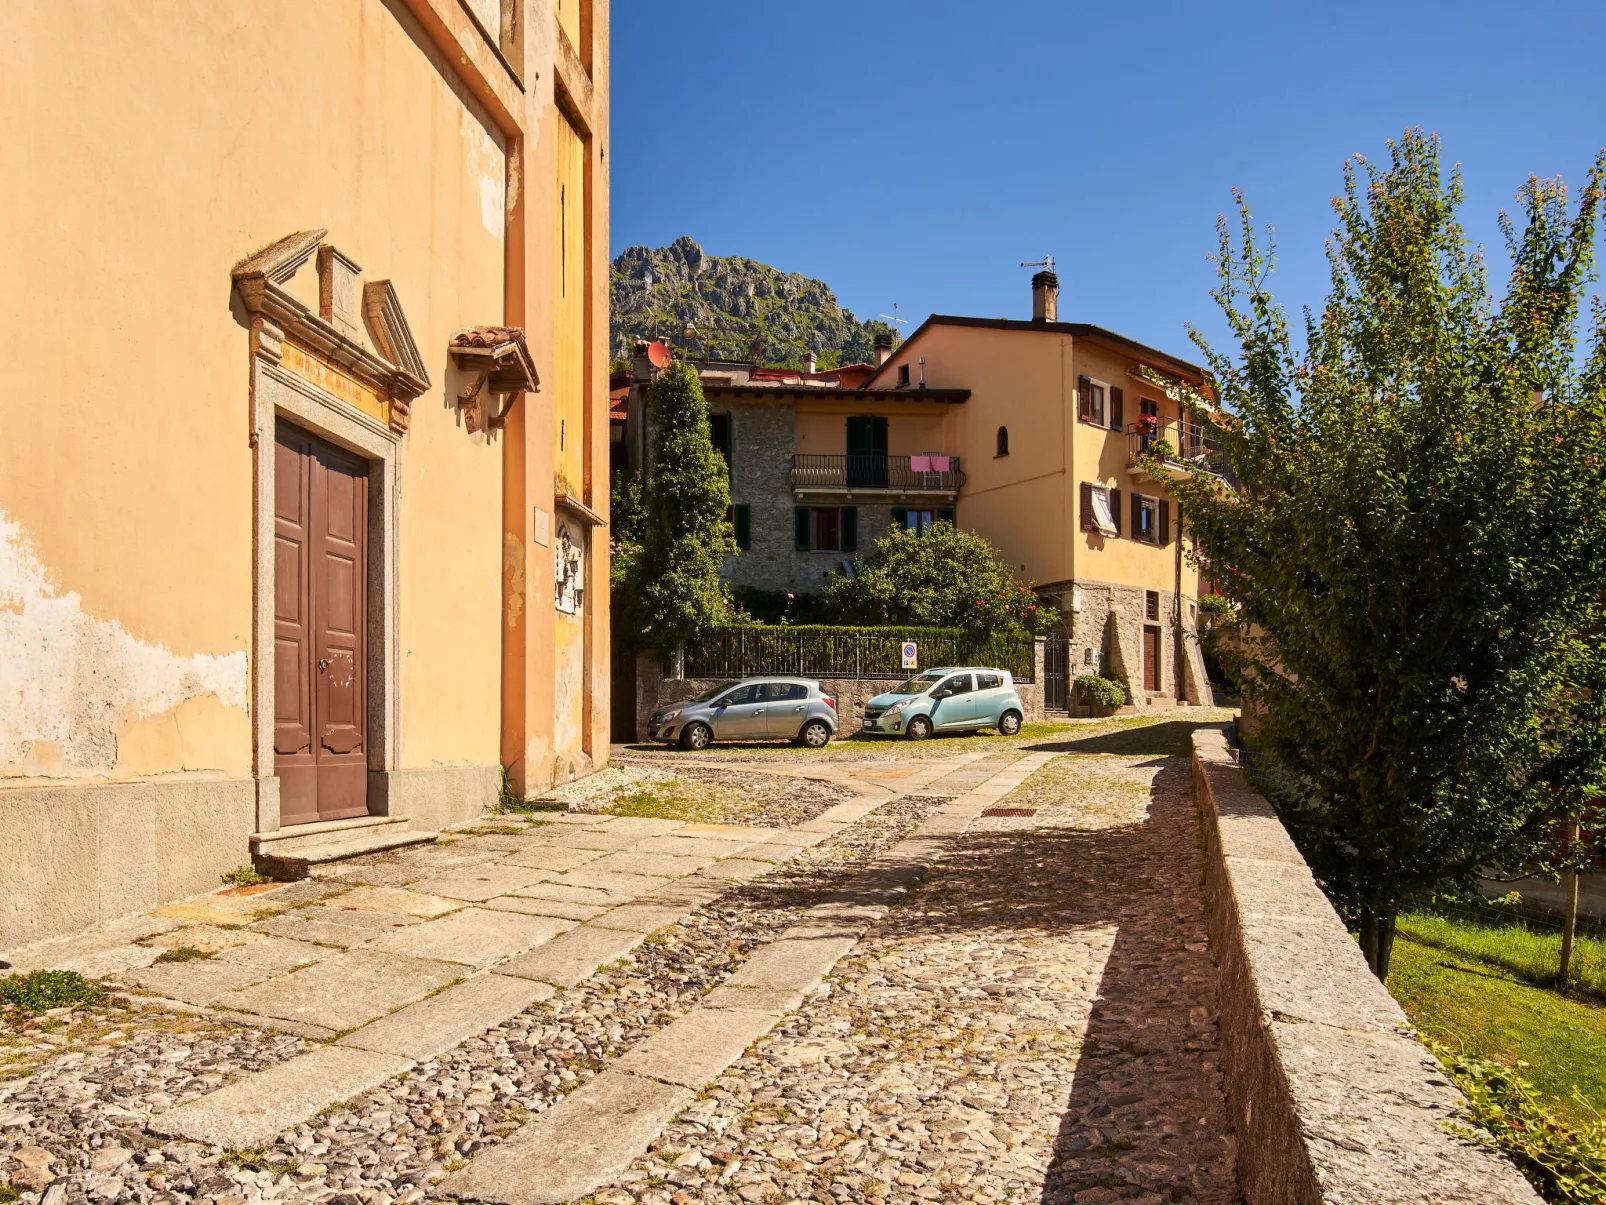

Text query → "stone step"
[250,817,436,879]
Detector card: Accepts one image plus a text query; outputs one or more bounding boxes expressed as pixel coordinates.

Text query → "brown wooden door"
[274,422,369,825]
[1142,626,1161,693]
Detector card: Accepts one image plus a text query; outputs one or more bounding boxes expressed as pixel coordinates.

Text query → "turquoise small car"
[860,667,1025,740]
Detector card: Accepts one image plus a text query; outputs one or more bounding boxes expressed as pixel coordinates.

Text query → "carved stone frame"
[234,231,427,833]
[245,317,404,833]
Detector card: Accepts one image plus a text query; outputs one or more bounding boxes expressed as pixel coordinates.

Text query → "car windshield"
[888,670,947,696]
[689,682,733,703]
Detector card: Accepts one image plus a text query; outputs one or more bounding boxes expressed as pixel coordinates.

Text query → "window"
[1077,376,1124,429]
[996,426,1010,457]
[1079,482,1120,535]
[893,507,956,535]
[709,413,732,475]
[796,506,857,552]
[941,673,975,696]
[722,684,762,706]
[765,682,808,702]
[1135,494,1159,544]
[1083,646,1094,666]
[813,506,840,552]
[976,672,1003,689]
[731,503,751,549]
[1146,590,1160,621]
[897,363,911,387]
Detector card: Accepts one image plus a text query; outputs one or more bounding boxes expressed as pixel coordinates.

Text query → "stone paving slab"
[724,936,860,991]
[587,902,697,934]
[149,1045,414,1149]
[340,973,556,1062]
[497,924,647,988]
[749,828,832,848]
[46,943,164,979]
[150,885,296,926]
[553,867,672,895]
[404,865,553,902]
[700,983,809,1015]
[220,948,462,1030]
[366,907,575,968]
[140,925,265,954]
[585,850,712,878]
[7,913,182,974]
[125,938,326,1005]
[329,884,464,918]
[501,846,605,872]
[509,881,634,908]
[599,817,689,837]
[630,835,755,858]
[696,857,779,882]
[250,907,418,948]
[441,1071,695,1205]
[543,829,643,852]
[481,895,610,921]
[612,1006,779,1088]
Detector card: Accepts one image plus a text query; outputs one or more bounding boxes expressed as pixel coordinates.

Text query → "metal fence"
[674,627,1035,682]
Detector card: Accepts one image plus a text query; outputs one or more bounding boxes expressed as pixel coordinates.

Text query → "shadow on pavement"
[1024,719,1225,760]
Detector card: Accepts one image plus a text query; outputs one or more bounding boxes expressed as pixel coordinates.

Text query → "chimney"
[874,330,893,367]
[802,349,817,374]
[1032,270,1059,323]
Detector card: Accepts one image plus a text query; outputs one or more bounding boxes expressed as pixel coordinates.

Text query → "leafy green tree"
[612,362,735,656]
[1161,130,1606,979]
[823,521,1058,634]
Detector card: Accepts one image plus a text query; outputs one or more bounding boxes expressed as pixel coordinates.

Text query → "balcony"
[1125,417,1231,486]
[790,454,966,496]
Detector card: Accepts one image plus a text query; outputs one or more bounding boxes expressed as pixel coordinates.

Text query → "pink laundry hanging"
[910,455,932,473]
[929,456,951,472]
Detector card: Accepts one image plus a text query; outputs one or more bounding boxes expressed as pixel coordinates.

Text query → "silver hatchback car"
[648,677,839,750]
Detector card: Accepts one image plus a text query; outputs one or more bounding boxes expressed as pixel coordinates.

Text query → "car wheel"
[798,719,832,749]
[998,710,1023,736]
[679,722,712,751]
[905,715,933,741]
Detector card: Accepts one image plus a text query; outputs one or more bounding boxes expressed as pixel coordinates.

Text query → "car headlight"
[660,709,681,722]
[883,700,906,716]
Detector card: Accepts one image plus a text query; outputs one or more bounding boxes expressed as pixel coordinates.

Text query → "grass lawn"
[1388,934,1606,1128]
[1399,906,1606,1000]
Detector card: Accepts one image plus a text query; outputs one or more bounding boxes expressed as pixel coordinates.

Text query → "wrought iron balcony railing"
[790,454,966,493]
[1125,418,1232,484]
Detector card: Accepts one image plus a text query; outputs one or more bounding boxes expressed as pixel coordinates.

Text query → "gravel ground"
[0,776,963,1205]
[591,751,1239,1205]
[575,764,857,827]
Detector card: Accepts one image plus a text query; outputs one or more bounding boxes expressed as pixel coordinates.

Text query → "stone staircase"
[250,815,437,879]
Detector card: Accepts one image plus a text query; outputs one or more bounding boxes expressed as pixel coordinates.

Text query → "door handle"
[318,657,330,672]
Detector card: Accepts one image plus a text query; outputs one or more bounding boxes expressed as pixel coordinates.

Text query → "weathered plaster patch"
[502,532,525,627]
[462,110,506,240]
[0,511,248,779]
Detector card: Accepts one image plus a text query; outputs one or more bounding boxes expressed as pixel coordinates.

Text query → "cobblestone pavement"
[1,718,1238,1205]
[590,740,1238,1205]
[0,755,1007,1205]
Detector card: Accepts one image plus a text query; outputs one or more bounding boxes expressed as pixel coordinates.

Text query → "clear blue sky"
[610,0,1606,366]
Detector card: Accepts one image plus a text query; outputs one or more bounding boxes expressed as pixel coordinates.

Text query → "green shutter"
[937,506,955,525]
[794,505,811,551]
[734,504,752,549]
[842,506,858,552]
[891,506,908,532]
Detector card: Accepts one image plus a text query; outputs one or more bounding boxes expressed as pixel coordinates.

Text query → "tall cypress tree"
[614,361,734,655]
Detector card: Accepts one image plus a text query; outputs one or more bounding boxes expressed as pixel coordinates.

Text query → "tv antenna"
[878,303,909,327]
[1020,254,1057,273]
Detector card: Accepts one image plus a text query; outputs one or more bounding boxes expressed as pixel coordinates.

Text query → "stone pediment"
[233,231,430,433]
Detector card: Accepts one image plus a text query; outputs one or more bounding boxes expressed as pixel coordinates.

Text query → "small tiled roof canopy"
[449,326,540,395]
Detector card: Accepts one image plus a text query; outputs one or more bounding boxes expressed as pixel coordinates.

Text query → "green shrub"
[682,625,1036,680]
[1075,674,1128,709]
[0,969,108,1014]
[1437,1044,1606,1203]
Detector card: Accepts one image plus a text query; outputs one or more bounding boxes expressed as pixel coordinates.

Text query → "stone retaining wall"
[636,652,1045,743]
[1191,728,1541,1204]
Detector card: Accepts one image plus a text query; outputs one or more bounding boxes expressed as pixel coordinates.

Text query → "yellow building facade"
[866,275,1215,707]
[0,0,611,949]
